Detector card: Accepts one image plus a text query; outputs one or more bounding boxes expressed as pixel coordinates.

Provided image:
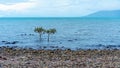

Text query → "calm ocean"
[0,18,120,49]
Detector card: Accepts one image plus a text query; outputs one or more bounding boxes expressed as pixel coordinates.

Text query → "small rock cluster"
[1,41,19,44]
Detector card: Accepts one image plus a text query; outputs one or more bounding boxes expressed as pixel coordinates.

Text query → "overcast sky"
[0,0,120,17]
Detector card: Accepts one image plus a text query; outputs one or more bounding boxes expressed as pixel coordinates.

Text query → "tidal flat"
[0,46,120,68]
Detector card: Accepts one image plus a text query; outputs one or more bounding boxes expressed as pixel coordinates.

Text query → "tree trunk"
[39,34,42,41]
[48,34,50,42]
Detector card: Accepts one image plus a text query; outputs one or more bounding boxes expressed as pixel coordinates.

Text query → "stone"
[5,42,11,44]
[74,39,78,40]
[2,57,7,60]
[68,40,73,42]
[1,41,6,42]
[4,41,19,44]
[11,41,19,44]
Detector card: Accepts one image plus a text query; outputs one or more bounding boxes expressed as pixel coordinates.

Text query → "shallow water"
[0,18,120,49]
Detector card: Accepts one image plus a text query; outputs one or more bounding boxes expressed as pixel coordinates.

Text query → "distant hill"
[85,10,120,18]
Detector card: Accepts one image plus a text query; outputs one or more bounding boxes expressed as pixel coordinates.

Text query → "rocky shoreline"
[0,46,120,68]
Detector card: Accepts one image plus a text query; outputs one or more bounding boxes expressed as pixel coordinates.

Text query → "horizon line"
[0,17,119,19]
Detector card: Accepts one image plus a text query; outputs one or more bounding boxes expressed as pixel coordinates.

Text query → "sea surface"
[0,18,120,49]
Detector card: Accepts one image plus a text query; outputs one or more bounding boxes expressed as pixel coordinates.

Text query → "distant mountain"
[85,10,120,18]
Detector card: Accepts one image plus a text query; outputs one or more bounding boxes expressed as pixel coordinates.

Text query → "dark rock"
[50,46,55,48]
[61,46,64,48]
[107,45,116,48]
[5,42,11,44]
[11,41,19,44]
[4,41,19,44]
[74,39,78,40]
[9,47,14,50]
[29,34,34,36]
[24,34,27,35]
[51,41,55,42]
[59,42,62,44]
[12,46,18,49]
[0,56,7,60]
[43,46,47,49]
[28,48,34,50]
[66,48,71,51]
[2,57,7,60]
[0,56,2,58]
[50,51,54,53]
[76,48,83,50]
[117,45,120,47]
[55,46,59,48]
[97,44,104,47]
[1,41,6,42]
[68,40,73,42]
[21,34,27,36]
[0,64,2,68]
[113,48,118,50]
[25,62,31,64]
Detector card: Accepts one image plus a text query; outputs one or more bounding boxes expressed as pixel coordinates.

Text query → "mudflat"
[0,46,120,68]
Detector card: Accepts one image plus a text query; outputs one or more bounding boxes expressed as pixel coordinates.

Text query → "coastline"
[0,46,120,68]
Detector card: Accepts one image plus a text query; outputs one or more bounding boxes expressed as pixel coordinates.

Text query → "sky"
[0,0,120,17]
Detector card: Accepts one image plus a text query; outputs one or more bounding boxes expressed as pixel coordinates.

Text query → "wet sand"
[0,46,120,68]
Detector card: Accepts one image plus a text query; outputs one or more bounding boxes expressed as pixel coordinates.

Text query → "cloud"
[0,0,120,17]
[29,0,120,17]
[0,0,36,11]
[97,0,120,10]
